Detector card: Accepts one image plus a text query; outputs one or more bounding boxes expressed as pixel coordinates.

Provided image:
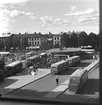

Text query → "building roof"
[0,34,12,38]
[55,32,64,36]
[13,33,42,38]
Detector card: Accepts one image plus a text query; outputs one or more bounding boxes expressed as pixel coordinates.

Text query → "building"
[12,32,43,50]
[0,31,84,51]
[53,32,63,46]
[0,34,13,50]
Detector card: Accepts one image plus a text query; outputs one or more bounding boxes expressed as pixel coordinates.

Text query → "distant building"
[0,31,84,51]
[0,34,13,50]
[53,32,63,46]
[12,33,42,50]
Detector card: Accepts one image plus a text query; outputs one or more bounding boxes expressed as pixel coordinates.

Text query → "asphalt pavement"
[2,68,77,99]
[0,58,99,104]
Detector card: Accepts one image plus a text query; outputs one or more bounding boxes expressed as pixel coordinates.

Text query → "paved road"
[3,68,77,99]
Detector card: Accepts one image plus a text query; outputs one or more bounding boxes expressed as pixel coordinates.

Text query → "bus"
[20,60,27,69]
[54,54,69,60]
[0,52,10,56]
[51,60,68,74]
[40,52,47,59]
[25,51,35,58]
[0,58,5,81]
[5,61,22,76]
[68,69,88,93]
[26,55,41,67]
[66,56,81,67]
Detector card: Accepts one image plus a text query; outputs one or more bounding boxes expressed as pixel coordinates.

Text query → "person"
[33,64,36,72]
[56,75,59,86]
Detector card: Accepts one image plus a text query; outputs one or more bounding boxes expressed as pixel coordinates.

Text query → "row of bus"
[51,56,81,74]
[0,54,81,82]
[0,52,48,80]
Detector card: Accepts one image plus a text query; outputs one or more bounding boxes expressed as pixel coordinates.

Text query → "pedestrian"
[56,75,59,86]
[33,64,36,72]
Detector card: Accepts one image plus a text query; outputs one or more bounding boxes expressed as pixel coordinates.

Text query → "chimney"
[39,32,41,34]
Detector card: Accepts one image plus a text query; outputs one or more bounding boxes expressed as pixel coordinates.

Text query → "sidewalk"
[0,69,51,95]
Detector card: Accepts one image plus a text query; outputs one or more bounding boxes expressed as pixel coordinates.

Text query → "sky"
[0,0,99,35]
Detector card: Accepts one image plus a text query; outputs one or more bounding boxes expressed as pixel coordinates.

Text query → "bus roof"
[68,56,80,60]
[51,60,66,67]
[6,61,21,67]
[0,52,10,55]
[54,54,69,57]
[25,51,35,55]
[81,49,95,52]
[70,69,87,78]
[40,52,47,56]
[28,55,40,60]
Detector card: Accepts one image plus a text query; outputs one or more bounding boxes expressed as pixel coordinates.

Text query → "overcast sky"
[0,0,99,35]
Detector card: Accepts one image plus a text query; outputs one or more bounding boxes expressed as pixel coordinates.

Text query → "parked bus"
[0,58,5,81]
[20,60,27,69]
[51,60,68,74]
[68,69,88,93]
[25,51,35,58]
[40,52,47,59]
[26,55,41,67]
[5,61,22,76]
[66,56,81,67]
[54,54,69,60]
[0,52,10,56]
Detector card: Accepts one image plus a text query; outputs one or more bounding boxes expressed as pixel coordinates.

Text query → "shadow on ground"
[73,62,91,67]
[1,87,99,104]
[57,68,77,76]
[0,78,18,95]
[0,78,18,89]
[78,78,99,94]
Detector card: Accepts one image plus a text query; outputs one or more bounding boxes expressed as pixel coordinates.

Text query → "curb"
[84,60,99,72]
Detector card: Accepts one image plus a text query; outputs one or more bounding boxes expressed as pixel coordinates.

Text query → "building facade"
[0,34,13,50]
[0,31,83,51]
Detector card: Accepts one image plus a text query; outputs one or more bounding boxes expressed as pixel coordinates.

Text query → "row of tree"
[60,31,99,49]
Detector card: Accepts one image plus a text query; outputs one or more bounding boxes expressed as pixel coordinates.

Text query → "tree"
[0,40,4,49]
[78,31,88,47]
[88,32,99,48]
[71,33,78,47]
[41,40,53,50]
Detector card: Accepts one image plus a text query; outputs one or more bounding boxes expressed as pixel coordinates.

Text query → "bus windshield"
[69,77,80,84]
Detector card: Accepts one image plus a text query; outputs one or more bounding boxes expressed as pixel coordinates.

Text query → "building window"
[37,41,39,45]
[28,38,30,42]
[55,37,56,40]
[28,42,30,45]
[57,37,59,40]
